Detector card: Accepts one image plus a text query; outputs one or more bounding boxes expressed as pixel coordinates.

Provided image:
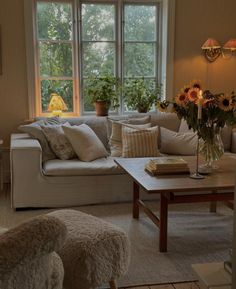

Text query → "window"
[36,1,74,113]
[24,0,175,117]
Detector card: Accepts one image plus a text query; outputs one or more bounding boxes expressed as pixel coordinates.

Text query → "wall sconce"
[202,38,236,62]
[222,39,236,59]
[201,38,221,62]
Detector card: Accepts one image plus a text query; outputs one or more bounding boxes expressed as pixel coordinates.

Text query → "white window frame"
[24,0,175,118]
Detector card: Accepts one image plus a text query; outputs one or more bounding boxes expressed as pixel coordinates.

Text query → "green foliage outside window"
[37,2,73,112]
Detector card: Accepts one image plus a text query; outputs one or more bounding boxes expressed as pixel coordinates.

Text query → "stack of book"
[145,157,190,175]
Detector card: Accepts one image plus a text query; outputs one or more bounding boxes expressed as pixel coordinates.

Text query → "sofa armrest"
[231,129,236,153]
[11,134,44,207]
[11,133,42,151]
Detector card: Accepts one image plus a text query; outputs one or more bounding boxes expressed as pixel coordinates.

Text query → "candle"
[197,90,203,120]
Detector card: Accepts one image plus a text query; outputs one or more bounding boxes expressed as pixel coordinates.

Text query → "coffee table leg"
[210,190,217,213]
[133,182,139,219]
[159,193,168,252]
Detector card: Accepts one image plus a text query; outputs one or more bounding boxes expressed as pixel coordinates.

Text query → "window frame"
[24,0,175,118]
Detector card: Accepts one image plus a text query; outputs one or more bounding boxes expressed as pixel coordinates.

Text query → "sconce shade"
[201,38,221,49]
[48,93,68,116]
[223,39,236,51]
[201,38,221,62]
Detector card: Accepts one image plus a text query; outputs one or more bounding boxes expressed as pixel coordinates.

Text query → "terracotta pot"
[137,107,148,113]
[95,101,109,116]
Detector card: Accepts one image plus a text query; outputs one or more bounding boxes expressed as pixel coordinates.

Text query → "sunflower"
[156,101,169,112]
[180,85,191,94]
[187,88,199,102]
[175,93,187,106]
[218,94,234,111]
[190,80,202,91]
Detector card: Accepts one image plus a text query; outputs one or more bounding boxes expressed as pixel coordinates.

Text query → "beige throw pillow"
[63,124,108,162]
[18,120,56,161]
[41,123,76,160]
[160,127,197,155]
[122,126,160,158]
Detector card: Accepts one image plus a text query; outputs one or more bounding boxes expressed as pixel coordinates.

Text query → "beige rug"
[0,192,233,287]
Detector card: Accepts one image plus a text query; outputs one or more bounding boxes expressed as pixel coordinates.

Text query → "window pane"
[83,42,115,76]
[37,2,72,40]
[39,42,72,77]
[124,43,155,77]
[41,79,73,112]
[124,5,156,41]
[82,4,115,41]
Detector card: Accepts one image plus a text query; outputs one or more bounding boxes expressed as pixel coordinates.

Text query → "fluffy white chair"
[49,209,130,289]
[0,215,67,289]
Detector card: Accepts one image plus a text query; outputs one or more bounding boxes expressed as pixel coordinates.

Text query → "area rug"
[0,194,233,287]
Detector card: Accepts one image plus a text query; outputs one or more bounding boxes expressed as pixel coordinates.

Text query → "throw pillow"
[178,119,192,133]
[109,116,151,157]
[63,124,108,162]
[178,119,231,151]
[160,127,197,155]
[18,121,56,161]
[122,126,160,158]
[41,123,76,160]
[107,115,151,138]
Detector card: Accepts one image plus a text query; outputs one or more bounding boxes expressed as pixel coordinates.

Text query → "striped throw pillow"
[122,126,160,158]
[110,122,151,157]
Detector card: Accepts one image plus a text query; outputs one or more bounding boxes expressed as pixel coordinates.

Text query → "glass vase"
[199,132,224,174]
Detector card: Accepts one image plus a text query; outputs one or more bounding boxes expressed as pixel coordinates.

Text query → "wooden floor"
[123,282,200,289]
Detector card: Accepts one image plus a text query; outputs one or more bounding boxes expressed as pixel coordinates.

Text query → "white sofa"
[10,113,236,209]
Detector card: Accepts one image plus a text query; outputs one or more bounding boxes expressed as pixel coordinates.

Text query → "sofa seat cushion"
[43,157,125,176]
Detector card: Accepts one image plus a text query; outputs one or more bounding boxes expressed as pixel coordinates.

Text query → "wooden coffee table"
[115,156,236,252]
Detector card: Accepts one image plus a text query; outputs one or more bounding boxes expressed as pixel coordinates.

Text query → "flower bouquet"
[157,80,236,170]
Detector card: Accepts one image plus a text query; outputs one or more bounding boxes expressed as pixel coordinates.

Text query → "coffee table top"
[115,155,236,193]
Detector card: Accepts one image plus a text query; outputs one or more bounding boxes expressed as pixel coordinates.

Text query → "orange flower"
[175,93,187,106]
[180,85,191,94]
[187,88,199,102]
[190,80,202,91]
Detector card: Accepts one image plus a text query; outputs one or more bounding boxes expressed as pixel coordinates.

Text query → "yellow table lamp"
[48,93,68,116]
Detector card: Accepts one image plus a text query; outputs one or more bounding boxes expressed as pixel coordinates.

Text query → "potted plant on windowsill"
[85,74,120,116]
[124,78,162,113]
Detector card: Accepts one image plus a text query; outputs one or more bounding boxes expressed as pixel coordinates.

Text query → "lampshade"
[47,93,68,115]
[223,39,236,51]
[201,38,221,49]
